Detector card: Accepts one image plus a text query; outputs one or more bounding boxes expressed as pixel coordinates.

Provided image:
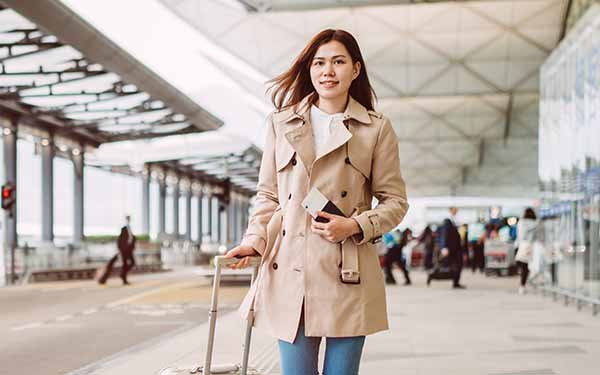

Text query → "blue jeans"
[278,308,366,375]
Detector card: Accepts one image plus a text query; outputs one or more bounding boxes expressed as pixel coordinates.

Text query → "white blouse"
[310,105,343,158]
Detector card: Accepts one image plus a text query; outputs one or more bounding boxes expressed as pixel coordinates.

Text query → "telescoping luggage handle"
[202,255,261,375]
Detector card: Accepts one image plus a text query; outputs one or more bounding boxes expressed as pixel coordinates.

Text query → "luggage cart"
[159,255,262,375]
[484,239,517,276]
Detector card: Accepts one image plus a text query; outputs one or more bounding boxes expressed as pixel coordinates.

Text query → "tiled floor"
[86,269,600,375]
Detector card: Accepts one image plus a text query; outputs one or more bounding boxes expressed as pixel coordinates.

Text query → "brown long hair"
[267,29,376,112]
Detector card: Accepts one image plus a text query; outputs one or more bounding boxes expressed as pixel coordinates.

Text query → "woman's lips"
[320,81,338,88]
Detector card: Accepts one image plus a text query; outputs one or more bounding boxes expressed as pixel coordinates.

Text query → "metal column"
[197,189,203,244]
[216,196,222,244]
[244,198,249,232]
[234,194,241,243]
[172,179,180,238]
[240,198,245,237]
[158,175,166,237]
[73,148,84,244]
[184,187,192,241]
[206,191,213,243]
[141,169,150,235]
[41,137,54,242]
[3,124,17,283]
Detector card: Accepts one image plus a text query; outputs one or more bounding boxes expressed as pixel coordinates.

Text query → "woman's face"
[310,40,360,103]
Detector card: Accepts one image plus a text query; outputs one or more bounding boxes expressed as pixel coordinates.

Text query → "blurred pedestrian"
[384,229,412,285]
[516,208,557,291]
[97,215,136,285]
[117,215,137,285]
[418,225,435,270]
[428,207,466,289]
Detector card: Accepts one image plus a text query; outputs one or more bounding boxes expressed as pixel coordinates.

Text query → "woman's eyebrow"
[313,54,348,60]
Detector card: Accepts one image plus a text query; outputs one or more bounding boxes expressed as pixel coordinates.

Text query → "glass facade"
[539,5,600,300]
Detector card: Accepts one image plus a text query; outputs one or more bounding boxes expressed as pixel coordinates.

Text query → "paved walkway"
[81,270,600,375]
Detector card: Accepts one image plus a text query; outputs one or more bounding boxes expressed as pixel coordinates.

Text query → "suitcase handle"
[204,255,261,375]
[215,255,262,268]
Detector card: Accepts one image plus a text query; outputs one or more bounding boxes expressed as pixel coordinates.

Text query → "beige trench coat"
[238,94,409,344]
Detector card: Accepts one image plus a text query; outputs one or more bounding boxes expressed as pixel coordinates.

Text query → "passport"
[301,187,346,223]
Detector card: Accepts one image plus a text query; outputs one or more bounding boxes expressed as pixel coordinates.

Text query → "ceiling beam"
[503,93,513,143]
[241,0,466,12]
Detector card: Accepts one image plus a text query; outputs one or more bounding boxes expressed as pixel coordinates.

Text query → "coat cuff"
[351,211,382,245]
[240,234,266,256]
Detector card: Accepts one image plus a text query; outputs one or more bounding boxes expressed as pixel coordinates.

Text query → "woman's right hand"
[224,245,259,269]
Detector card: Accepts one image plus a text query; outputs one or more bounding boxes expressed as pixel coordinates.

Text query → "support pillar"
[3,124,17,283]
[241,197,249,234]
[206,191,213,243]
[141,168,150,235]
[240,198,245,237]
[228,194,237,242]
[197,189,203,244]
[184,186,192,241]
[235,194,241,243]
[73,148,84,244]
[158,174,166,237]
[223,194,230,247]
[41,137,54,242]
[216,196,222,244]
[172,178,180,238]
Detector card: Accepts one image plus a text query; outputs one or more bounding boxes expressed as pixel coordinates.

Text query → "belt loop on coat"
[340,242,360,284]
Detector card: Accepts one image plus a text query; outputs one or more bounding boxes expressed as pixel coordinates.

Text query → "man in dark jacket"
[428,207,466,289]
[97,215,136,285]
[117,215,136,285]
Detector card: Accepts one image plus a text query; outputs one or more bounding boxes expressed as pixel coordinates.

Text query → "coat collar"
[282,94,367,174]
[279,94,372,125]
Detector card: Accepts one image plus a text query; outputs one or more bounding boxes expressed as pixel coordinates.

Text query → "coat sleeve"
[239,113,279,255]
[352,117,409,245]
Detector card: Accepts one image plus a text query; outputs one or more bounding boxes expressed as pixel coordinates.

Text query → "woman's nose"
[323,63,335,76]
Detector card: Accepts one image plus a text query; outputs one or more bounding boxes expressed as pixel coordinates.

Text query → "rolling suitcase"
[159,255,262,375]
[95,254,119,284]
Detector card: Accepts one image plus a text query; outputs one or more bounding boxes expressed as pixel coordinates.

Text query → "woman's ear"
[353,61,361,80]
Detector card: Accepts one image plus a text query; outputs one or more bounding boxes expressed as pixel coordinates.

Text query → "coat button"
[341,190,348,198]
[288,193,292,200]
[282,229,286,236]
[272,262,278,270]
[345,157,351,164]
[291,158,297,166]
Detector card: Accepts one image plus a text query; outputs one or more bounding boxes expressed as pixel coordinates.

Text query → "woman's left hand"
[311,211,361,243]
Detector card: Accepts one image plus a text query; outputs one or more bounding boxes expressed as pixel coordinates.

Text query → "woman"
[515,207,540,294]
[224,29,408,374]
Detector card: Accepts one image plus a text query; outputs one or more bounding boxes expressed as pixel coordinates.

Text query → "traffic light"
[1,183,16,212]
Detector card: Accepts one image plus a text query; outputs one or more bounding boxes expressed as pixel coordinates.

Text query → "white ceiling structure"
[160,0,569,198]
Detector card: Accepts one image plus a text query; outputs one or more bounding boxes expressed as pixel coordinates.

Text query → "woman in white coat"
[515,207,542,294]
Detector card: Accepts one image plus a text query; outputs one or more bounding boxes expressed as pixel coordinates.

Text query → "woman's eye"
[335,60,345,64]
[313,61,323,66]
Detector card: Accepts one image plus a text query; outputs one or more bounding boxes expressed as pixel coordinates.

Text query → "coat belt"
[340,242,360,284]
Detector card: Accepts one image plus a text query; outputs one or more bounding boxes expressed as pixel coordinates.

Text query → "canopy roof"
[147,146,262,195]
[0,0,222,147]
[161,0,569,197]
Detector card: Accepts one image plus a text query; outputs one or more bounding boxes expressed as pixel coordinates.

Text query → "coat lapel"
[314,117,353,163]
[284,119,315,175]
[280,95,371,173]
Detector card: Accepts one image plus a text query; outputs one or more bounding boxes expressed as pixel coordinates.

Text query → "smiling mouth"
[320,81,339,88]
